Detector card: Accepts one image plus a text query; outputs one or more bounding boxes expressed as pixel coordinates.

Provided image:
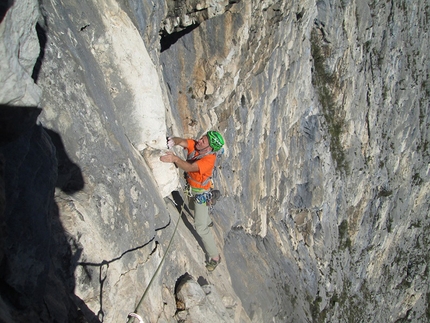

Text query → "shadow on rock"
[45,128,84,193]
[0,105,98,322]
[0,0,14,23]
[171,190,206,255]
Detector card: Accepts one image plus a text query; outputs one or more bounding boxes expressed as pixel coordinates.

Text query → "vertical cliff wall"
[159,0,430,321]
[0,0,429,322]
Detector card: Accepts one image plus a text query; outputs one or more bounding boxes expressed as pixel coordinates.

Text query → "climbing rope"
[126,198,183,323]
[77,213,172,322]
[125,174,220,321]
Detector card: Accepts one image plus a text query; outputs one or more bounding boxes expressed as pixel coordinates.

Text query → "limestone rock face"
[0,0,42,105]
[160,0,238,36]
[175,273,246,323]
[1,0,429,322]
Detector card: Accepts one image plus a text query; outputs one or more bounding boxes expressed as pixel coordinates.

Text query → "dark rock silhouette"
[0,105,94,322]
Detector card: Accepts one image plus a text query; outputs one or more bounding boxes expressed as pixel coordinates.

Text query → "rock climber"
[160,131,224,271]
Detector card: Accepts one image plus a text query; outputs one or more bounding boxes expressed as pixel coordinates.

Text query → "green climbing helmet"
[207,131,224,152]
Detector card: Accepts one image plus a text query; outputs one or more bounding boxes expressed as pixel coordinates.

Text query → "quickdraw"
[183,184,193,197]
[194,191,213,204]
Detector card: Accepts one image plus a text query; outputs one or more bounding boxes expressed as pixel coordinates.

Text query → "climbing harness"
[182,184,220,216]
[186,174,213,188]
[182,184,212,205]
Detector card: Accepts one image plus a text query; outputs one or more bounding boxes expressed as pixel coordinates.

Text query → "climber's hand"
[167,137,175,148]
[160,151,177,163]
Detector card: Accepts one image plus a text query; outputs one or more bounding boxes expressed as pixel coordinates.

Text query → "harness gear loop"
[195,191,213,204]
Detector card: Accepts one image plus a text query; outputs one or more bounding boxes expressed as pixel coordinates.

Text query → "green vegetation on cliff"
[310,29,349,174]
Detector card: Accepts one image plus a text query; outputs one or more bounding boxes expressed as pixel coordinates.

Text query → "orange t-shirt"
[185,139,216,190]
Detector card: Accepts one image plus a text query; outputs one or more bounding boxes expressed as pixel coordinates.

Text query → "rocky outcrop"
[161,0,239,35]
[174,273,247,322]
[0,0,41,106]
[1,0,429,322]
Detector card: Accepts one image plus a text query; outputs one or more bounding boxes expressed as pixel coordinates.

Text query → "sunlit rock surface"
[0,0,429,322]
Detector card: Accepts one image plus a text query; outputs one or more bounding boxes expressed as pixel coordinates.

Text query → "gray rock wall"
[0,0,429,322]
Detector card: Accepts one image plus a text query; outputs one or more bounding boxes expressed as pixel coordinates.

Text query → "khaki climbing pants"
[189,187,219,259]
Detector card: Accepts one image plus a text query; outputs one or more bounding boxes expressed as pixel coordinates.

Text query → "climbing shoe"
[208,190,221,206]
[206,256,221,272]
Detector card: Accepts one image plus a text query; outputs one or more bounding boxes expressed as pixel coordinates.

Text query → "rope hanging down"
[126,198,183,323]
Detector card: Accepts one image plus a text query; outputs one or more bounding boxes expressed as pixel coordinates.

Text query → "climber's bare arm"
[160,151,199,173]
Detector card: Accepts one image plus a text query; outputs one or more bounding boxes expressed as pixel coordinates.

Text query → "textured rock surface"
[0,0,41,105]
[175,273,246,323]
[1,0,429,322]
